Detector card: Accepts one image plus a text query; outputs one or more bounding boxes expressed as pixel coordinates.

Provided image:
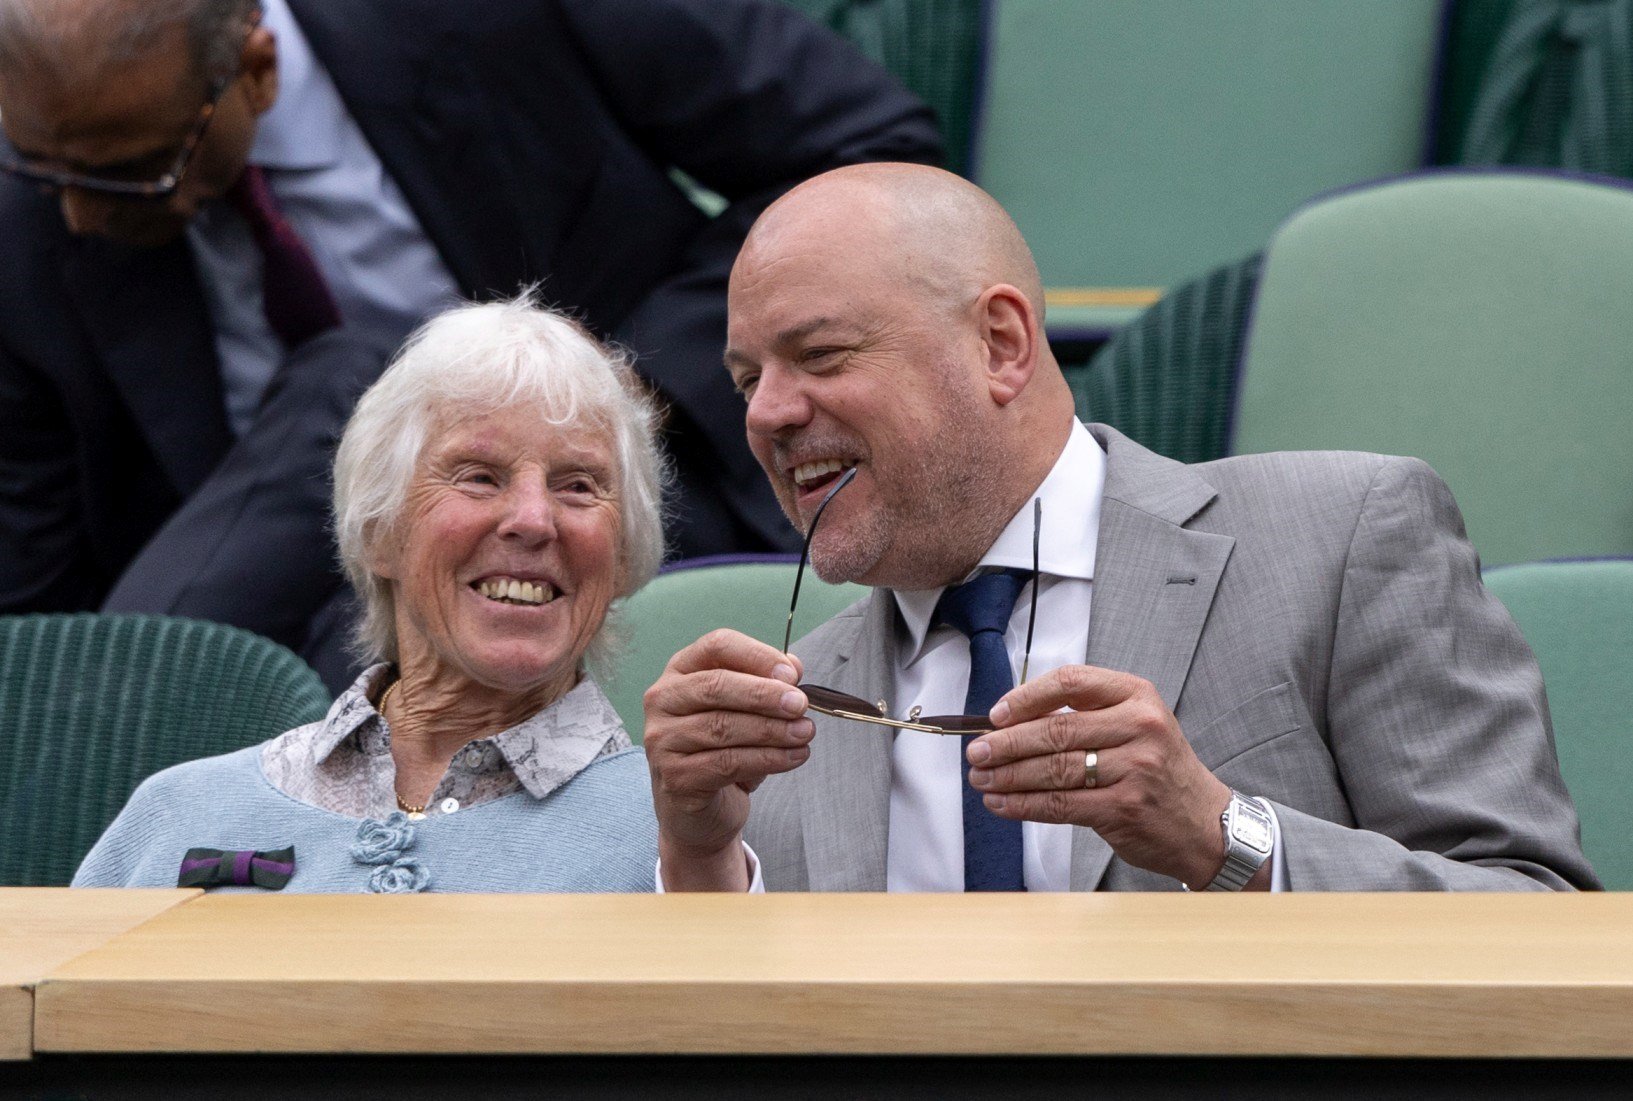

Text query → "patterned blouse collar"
[262,664,633,818]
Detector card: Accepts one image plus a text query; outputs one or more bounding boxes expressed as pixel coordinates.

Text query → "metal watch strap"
[1204,792,1275,892]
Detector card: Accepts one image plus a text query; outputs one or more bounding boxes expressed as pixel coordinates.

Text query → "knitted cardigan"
[73,744,658,893]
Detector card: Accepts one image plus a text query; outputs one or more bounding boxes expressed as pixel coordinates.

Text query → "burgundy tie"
[226,165,343,348]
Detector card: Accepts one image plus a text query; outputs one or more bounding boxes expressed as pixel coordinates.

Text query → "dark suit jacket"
[0,0,940,668]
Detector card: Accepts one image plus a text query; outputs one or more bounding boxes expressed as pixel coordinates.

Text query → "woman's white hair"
[332,295,668,673]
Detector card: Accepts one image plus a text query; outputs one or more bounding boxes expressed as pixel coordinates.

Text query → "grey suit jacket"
[744,424,1598,891]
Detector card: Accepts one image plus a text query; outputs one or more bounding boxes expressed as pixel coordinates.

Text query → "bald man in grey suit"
[643,164,1597,894]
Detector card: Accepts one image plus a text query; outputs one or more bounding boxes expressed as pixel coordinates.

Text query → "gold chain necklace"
[377,678,427,817]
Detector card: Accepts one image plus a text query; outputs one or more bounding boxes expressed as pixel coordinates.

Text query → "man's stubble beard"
[808,388,1006,590]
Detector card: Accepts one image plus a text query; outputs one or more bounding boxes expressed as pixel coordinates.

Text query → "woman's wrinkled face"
[373,403,623,698]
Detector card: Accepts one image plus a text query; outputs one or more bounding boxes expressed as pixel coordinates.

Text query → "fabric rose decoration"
[368,857,430,894]
[351,811,416,865]
[352,812,430,890]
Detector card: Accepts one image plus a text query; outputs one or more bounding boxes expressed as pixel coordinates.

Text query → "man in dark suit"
[0,0,940,688]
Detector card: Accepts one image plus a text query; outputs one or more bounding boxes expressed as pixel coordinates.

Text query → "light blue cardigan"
[73,744,658,893]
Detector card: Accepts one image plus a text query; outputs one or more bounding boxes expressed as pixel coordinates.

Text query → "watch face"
[1232,803,1275,853]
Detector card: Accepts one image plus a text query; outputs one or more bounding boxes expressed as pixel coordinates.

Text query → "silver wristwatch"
[1200,791,1275,892]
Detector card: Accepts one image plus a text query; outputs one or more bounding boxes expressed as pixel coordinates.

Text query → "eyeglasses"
[0,74,231,199]
[782,468,1041,736]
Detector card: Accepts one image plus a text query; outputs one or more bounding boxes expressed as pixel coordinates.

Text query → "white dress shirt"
[187,0,462,436]
[884,419,1104,890]
[884,420,1282,891]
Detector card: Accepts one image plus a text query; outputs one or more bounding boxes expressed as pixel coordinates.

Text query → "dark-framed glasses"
[783,468,1041,736]
[0,74,231,199]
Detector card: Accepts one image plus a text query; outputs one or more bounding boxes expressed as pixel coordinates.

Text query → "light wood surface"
[32,892,1633,1057]
[0,888,198,1060]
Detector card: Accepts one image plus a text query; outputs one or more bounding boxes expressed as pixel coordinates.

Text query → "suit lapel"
[798,592,894,890]
[62,237,231,496]
[1070,425,1235,891]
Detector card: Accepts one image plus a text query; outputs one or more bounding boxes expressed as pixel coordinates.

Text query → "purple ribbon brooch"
[177,847,296,890]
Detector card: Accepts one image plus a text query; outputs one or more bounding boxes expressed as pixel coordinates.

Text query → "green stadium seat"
[974,0,1441,337]
[601,558,868,739]
[1230,170,1633,567]
[1067,253,1261,464]
[778,0,985,175]
[0,614,331,886]
[1483,559,1633,890]
[1437,0,1633,179]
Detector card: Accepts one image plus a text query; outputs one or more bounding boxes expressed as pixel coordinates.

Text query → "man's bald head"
[743,162,1047,325]
[0,0,257,90]
[727,164,1073,588]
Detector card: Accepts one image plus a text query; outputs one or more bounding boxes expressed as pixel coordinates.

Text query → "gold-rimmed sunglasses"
[782,467,1040,735]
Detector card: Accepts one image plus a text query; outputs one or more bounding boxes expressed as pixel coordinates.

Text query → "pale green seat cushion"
[1483,559,1633,890]
[603,561,868,740]
[976,0,1439,293]
[1232,172,1633,567]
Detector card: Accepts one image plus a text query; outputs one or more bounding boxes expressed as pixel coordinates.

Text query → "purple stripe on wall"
[1422,0,1457,166]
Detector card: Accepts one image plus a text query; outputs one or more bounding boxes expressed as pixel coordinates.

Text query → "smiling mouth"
[791,458,857,495]
[472,577,558,606]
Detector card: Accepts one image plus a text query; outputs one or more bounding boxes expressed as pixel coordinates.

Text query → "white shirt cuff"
[654,842,765,893]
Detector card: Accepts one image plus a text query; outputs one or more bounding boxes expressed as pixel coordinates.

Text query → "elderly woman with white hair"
[75,298,665,893]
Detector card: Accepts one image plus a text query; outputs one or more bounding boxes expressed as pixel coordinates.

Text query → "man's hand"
[967,664,1254,889]
[643,629,814,890]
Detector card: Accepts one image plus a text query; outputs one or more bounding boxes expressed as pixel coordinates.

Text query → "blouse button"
[440,797,460,815]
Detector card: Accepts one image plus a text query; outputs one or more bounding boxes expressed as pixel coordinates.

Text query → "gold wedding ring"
[1083,750,1099,789]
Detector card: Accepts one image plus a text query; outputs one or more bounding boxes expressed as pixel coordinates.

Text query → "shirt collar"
[249,0,346,170]
[891,418,1105,665]
[312,664,633,801]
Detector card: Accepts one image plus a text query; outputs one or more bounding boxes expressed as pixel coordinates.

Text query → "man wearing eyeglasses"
[644,163,1597,894]
[0,0,939,686]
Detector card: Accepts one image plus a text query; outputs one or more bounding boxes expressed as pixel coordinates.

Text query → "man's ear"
[240,22,279,117]
[977,283,1040,407]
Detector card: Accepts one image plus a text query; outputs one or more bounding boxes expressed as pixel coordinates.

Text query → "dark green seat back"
[1483,559,1633,890]
[602,560,868,740]
[1066,254,1261,464]
[779,0,985,175]
[1437,0,1633,178]
[0,614,332,886]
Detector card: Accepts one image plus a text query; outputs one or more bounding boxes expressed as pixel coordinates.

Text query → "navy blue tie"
[934,568,1029,892]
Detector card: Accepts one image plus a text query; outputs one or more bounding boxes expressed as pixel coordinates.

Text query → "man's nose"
[497,476,558,544]
[744,365,812,439]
